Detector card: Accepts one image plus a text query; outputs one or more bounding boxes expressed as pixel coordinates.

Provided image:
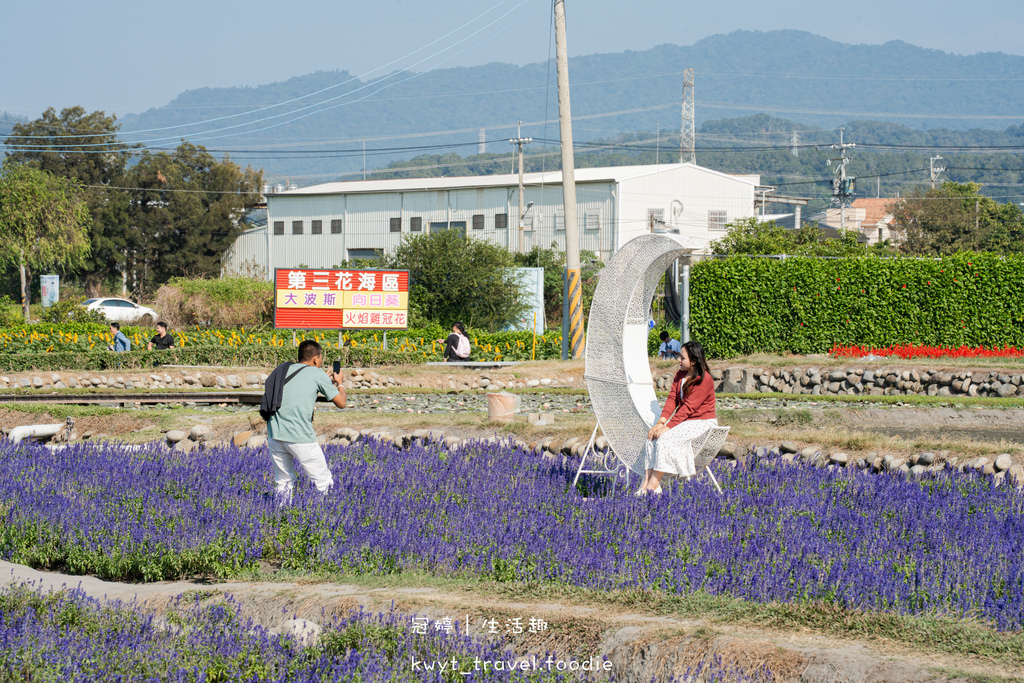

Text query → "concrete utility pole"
[930,155,946,189]
[510,121,532,254]
[827,127,856,232]
[554,0,583,360]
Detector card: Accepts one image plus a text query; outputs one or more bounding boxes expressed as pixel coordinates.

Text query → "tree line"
[0,107,262,317]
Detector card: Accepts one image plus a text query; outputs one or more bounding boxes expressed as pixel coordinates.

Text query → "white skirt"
[644,418,719,477]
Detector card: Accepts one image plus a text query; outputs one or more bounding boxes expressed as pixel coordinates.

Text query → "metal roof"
[273,163,760,197]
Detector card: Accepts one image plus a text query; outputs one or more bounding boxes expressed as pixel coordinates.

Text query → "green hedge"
[0,329,568,371]
[690,252,1024,358]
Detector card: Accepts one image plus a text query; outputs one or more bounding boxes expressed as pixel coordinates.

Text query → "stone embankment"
[656,366,1024,398]
[4,364,1024,400]
[0,371,267,391]
[0,368,580,392]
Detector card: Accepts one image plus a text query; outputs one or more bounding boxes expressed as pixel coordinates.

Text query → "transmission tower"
[679,68,695,164]
[929,155,946,189]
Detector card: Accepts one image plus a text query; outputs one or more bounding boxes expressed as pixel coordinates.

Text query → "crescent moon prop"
[582,233,701,477]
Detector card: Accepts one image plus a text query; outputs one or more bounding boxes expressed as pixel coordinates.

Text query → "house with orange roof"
[808,198,898,245]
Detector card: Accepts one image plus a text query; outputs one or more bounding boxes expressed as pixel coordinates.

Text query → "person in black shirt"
[438,322,470,362]
[147,322,176,351]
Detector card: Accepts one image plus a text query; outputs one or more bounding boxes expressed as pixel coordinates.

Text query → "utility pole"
[679,68,695,164]
[656,122,660,164]
[791,130,799,157]
[827,128,856,232]
[930,155,946,189]
[510,121,532,254]
[554,0,583,360]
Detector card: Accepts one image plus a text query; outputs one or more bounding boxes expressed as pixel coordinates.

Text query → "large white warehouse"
[223,163,759,275]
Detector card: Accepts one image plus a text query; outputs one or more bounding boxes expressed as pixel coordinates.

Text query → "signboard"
[510,267,544,335]
[273,268,409,330]
[40,275,59,308]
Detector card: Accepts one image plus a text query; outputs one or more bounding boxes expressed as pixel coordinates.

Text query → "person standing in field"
[264,340,346,503]
[658,330,681,359]
[147,322,175,351]
[107,323,130,352]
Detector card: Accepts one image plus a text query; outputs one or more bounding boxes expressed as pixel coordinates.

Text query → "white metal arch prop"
[578,233,702,485]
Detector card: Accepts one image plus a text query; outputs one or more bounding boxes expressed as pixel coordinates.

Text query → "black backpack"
[259,363,309,421]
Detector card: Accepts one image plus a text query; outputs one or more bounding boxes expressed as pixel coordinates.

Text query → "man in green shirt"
[268,339,346,503]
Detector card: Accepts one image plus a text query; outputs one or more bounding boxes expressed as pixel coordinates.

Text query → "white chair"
[689,425,731,493]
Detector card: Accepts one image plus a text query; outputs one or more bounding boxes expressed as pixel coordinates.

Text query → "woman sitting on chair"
[639,339,717,495]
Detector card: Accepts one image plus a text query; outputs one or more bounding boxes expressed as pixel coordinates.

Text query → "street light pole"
[510,121,532,254]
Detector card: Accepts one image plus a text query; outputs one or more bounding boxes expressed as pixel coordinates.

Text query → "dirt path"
[1,560,1014,682]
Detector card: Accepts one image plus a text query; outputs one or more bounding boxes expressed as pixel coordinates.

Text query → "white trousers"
[644,418,718,478]
[268,438,334,503]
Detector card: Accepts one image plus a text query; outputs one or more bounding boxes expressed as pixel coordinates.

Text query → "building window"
[495,213,508,230]
[585,211,600,232]
[647,209,665,231]
[292,220,303,235]
[311,220,322,235]
[554,212,564,232]
[330,219,342,234]
[472,214,484,231]
[273,221,284,235]
[390,217,402,232]
[708,210,728,231]
[410,217,422,232]
[348,248,383,262]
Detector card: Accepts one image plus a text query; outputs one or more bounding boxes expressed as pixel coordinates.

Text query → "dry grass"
[723,422,1024,460]
[622,629,805,683]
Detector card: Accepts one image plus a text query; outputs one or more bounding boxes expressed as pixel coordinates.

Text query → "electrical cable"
[4,0,543,150]
[1,0,524,141]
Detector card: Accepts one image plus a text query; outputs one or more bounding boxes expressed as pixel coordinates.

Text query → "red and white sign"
[273,268,410,330]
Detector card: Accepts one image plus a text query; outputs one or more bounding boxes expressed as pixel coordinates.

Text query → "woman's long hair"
[680,340,712,395]
[454,322,467,337]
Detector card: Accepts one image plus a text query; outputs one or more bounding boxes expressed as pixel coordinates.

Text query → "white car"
[83,298,159,323]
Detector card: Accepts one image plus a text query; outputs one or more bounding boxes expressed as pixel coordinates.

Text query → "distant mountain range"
[75,30,1024,181]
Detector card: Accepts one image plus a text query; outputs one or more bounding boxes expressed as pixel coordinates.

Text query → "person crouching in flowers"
[638,339,717,495]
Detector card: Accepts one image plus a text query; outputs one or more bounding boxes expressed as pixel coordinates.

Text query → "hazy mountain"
[119,30,1024,182]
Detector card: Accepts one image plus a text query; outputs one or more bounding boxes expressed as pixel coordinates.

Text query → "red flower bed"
[830,343,1024,359]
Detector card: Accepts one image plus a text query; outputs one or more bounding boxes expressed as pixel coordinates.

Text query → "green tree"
[710,217,797,255]
[892,182,1024,255]
[0,163,91,320]
[387,230,529,331]
[4,106,134,294]
[513,242,601,326]
[124,142,263,296]
[710,217,879,257]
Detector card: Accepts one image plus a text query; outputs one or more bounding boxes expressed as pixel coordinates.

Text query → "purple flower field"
[0,583,584,682]
[0,582,764,682]
[0,437,1022,630]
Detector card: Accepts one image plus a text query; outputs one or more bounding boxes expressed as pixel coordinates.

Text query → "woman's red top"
[659,370,716,429]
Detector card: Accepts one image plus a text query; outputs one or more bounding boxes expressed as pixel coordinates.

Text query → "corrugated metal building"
[223,163,759,276]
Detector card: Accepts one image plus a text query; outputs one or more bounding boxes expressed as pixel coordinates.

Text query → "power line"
[1,0,529,142]
[2,0,544,150]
